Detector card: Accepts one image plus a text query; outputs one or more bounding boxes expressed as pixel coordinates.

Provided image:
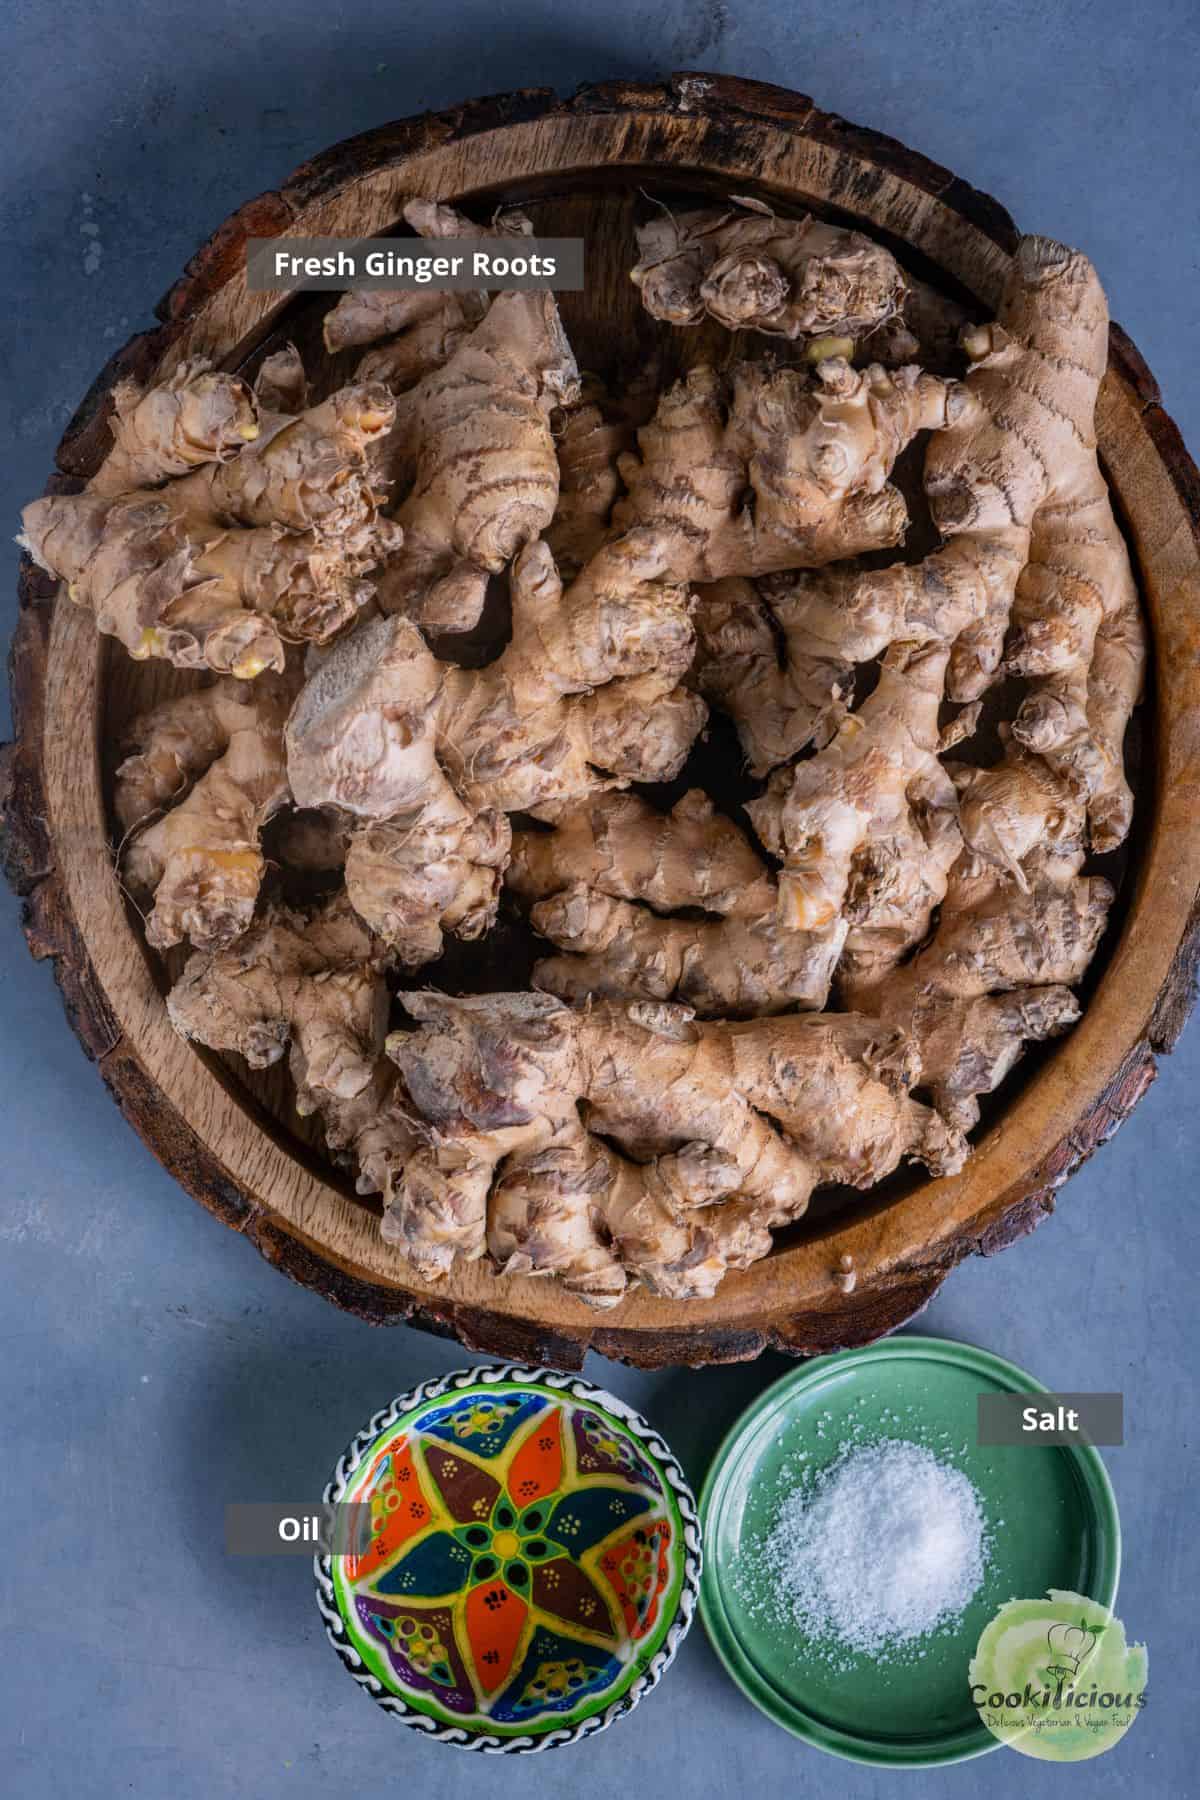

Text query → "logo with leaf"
[970,1591,1147,1764]
[1041,1616,1103,1687]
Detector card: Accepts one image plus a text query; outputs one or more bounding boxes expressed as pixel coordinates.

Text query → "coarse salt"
[757,1438,986,1657]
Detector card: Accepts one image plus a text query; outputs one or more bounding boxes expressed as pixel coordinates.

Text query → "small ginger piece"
[118,675,292,950]
[527,884,846,1019]
[20,368,399,678]
[207,381,394,537]
[850,859,1110,1133]
[327,284,478,358]
[253,343,308,415]
[708,549,986,775]
[613,358,952,583]
[842,744,1112,1128]
[748,638,962,943]
[116,676,293,957]
[90,359,260,497]
[631,197,905,342]
[509,791,845,1017]
[507,789,775,918]
[371,290,580,631]
[285,539,703,960]
[322,197,517,360]
[345,806,511,968]
[116,674,292,950]
[543,381,633,578]
[167,891,420,1210]
[691,575,853,774]
[20,486,396,679]
[381,991,961,1298]
[167,891,392,1111]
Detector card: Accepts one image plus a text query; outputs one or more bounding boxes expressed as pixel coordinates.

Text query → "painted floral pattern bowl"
[315,1363,701,1751]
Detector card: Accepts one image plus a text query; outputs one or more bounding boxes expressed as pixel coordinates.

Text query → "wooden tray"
[5,73,1199,1370]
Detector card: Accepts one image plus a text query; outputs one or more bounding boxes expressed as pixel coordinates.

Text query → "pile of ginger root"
[21,195,1145,1306]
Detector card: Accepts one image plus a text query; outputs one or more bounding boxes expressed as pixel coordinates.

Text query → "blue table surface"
[2,4,1196,1795]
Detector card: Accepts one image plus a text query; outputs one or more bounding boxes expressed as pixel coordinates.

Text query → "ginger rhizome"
[370,288,579,630]
[20,361,399,677]
[690,573,856,776]
[116,674,293,950]
[631,197,906,343]
[325,199,581,633]
[544,381,633,577]
[168,891,390,1112]
[381,991,962,1300]
[613,357,953,581]
[323,197,512,367]
[738,236,1142,1030]
[758,236,1143,851]
[15,197,1144,1309]
[285,536,702,963]
[508,790,846,1018]
[842,739,1114,1131]
[168,891,427,1215]
[91,359,261,495]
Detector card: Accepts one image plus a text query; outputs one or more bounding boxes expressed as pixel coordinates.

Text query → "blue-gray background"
[2,4,1196,1795]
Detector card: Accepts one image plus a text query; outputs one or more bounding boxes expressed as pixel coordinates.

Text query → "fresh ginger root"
[205,381,395,537]
[344,808,511,968]
[332,200,580,633]
[322,197,515,362]
[748,639,963,944]
[692,548,993,778]
[938,247,1144,843]
[20,367,398,677]
[167,890,392,1110]
[690,575,854,775]
[32,203,1141,1310]
[631,197,905,343]
[508,790,845,1017]
[842,740,1113,1129]
[612,357,953,582]
[543,380,633,578]
[380,991,963,1299]
[369,290,579,631]
[285,539,702,960]
[507,788,775,917]
[89,358,261,496]
[741,231,1144,983]
[167,889,426,1210]
[116,674,293,950]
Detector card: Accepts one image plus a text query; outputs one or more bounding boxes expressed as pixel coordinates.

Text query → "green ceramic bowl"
[316,1363,700,1752]
[699,1336,1120,1767]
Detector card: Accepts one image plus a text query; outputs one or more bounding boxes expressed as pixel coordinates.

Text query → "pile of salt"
[760,1439,986,1657]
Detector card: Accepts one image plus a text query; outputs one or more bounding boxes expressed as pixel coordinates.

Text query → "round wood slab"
[5,73,1200,1369]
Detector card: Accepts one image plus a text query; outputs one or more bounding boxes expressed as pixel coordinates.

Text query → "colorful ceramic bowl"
[315,1363,700,1751]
